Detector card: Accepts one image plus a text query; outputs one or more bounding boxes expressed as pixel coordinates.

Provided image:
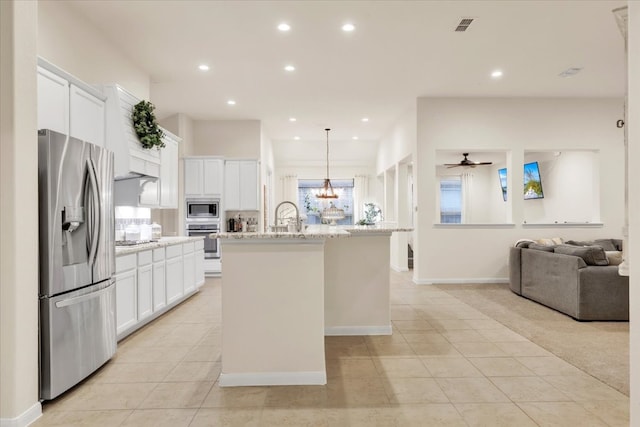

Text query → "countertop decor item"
[132,100,165,150]
[322,203,345,225]
[316,128,338,199]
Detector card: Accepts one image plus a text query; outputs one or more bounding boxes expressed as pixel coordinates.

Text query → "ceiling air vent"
[455,18,474,32]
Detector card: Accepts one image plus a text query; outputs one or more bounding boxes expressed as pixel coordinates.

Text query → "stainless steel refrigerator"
[38,129,117,400]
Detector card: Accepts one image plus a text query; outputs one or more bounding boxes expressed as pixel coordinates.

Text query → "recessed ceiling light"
[278,23,291,32]
[198,64,210,71]
[352,136,359,140]
[227,99,236,105]
[289,117,297,122]
[284,65,296,72]
[342,23,355,32]
[361,117,369,122]
[294,136,300,140]
[491,70,503,79]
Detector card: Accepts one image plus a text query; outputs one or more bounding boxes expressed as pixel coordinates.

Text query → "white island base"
[219,239,327,387]
[218,225,410,387]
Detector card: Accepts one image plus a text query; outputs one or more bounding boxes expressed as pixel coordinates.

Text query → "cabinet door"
[166,256,184,304]
[184,158,203,197]
[239,160,259,210]
[115,269,137,336]
[69,84,105,147]
[137,264,153,321]
[195,250,205,287]
[183,252,196,294]
[160,135,179,208]
[224,160,241,210]
[153,261,166,311]
[37,67,68,135]
[203,158,223,196]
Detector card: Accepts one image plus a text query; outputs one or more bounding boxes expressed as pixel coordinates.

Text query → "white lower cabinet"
[195,239,205,287]
[183,242,195,294]
[115,239,202,340]
[166,245,184,305]
[115,254,137,336]
[137,251,153,321]
[152,248,166,311]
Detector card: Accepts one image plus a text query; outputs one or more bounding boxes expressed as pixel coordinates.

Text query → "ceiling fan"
[444,153,493,168]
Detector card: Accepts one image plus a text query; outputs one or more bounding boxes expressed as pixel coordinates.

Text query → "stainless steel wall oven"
[186,222,220,259]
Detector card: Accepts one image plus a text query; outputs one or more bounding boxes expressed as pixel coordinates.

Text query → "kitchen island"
[217,224,411,387]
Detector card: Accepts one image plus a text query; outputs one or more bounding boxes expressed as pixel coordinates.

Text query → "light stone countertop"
[115,236,204,256]
[217,223,412,241]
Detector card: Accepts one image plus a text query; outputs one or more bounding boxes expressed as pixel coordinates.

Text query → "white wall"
[377,106,416,175]
[0,1,40,424]
[415,97,624,283]
[38,1,149,99]
[628,2,639,424]
[192,120,261,158]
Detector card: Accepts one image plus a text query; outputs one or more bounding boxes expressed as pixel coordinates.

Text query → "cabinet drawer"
[183,242,195,254]
[153,247,165,262]
[138,250,153,266]
[166,244,182,259]
[195,239,204,251]
[116,254,136,273]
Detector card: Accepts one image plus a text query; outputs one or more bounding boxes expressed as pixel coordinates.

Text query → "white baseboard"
[219,371,326,387]
[413,278,509,285]
[0,402,42,427]
[390,264,409,273]
[325,325,392,336]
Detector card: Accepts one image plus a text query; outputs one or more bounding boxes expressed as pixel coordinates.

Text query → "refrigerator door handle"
[54,281,113,308]
[86,157,101,267]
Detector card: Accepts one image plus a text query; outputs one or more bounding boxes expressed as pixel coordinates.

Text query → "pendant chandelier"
[317,128,338,199]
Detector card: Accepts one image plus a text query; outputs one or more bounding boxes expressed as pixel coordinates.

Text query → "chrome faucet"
[274,201,301,232]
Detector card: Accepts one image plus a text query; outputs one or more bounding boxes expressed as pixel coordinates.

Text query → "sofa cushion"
[529,243,556,252]
[566,239,618,252]
[554,244,609,266]
[605,251,623,266]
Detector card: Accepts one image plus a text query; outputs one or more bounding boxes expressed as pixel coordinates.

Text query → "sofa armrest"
[508,247,522,295]
[521,250,587,318]
[576,266,629,320]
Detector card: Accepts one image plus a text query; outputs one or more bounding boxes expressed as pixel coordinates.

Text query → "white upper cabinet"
[37,67,69,136]
[37,58,106,147]
[184,157,224,198]
[69,84,105,146]
[160,130,180,208]
[224,160,259,211]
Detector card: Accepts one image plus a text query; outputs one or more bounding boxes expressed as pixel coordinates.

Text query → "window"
[440,177,462,223]
[298,179,354,225]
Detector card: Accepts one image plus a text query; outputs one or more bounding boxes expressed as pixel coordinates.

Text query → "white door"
[166,256,184,304]
[224,160,241,210]
[160,135,179,208]
[203,158,223,196]
[153,261,166,311]
[137,264,153,320]
[115,269,137,335]
[183,252,196,294]
[239,160,259,210]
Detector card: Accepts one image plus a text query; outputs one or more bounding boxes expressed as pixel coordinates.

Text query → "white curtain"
[461,171,473,223]
[353,174,370,223]
[280,174,298,205]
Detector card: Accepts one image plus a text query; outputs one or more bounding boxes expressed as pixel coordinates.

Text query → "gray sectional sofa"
[509,239,629,321]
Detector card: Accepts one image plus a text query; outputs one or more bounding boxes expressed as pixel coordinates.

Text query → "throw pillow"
[554,244,609,266]
[605,251,623,266]
[528,243,556,252]
[535,237,564,246]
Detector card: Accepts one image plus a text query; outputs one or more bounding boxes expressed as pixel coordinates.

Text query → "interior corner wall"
[415,97,625,283]
[192,120,261,158]
[0,0,41,424]
[37,1,150,100]
[627,2,639,424]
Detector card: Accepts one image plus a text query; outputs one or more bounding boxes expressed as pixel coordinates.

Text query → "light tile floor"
[34,271,629,426]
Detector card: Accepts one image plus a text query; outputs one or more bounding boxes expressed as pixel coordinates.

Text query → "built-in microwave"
[186,198,219,220]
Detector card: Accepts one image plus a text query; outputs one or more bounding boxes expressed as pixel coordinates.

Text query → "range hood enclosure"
[97,84,161,180]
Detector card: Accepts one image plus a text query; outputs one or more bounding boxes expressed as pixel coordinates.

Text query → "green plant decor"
[132,100,165,149]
